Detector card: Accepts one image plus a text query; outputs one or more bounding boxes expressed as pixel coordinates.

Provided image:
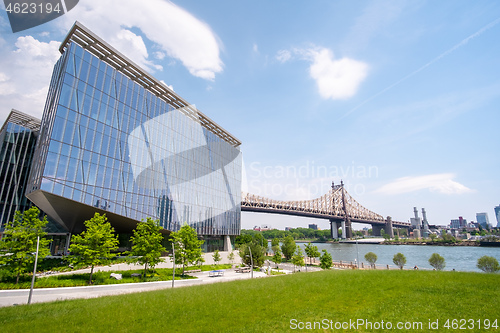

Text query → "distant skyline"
[0,1,499,230]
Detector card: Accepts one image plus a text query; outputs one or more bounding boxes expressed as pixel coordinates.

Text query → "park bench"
[209,270,224,277]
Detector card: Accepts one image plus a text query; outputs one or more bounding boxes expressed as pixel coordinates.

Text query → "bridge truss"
[241,181,410,239]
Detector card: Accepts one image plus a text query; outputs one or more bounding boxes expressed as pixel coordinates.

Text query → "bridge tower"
[329,181,352,239]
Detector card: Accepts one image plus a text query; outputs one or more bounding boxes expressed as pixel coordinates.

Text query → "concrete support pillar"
[64,233,71,255]
[372,225,383,236]
[330,220,339,239]
[345,221,352,239]
[224,235,232,252]
[385,216,394,238]
[341,221,346,239]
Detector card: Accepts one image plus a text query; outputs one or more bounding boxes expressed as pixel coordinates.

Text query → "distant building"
[410,207,422,229]
[308,224,318,230]
[476,213,490,229]
[285,227,292,231]
[495,204,500,228]
[450,217,467,229]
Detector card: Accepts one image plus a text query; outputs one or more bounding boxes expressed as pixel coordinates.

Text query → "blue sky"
[0,0,499,230]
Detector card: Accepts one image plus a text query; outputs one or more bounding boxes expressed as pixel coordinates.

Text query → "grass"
[1,269,499,332]
[0,264,231,290]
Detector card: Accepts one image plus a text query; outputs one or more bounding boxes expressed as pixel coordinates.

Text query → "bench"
[209,270,224,277]
[235,266,251,273]
[185,269,202,274]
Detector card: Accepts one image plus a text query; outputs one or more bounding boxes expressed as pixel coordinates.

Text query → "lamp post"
[171,243,175,288]
[248,246,253,279]
[355,237,360,269]
[28,236,40,305]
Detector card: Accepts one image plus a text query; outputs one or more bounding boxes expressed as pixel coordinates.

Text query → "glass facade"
[0,111,39,230]
[27,29,241,240]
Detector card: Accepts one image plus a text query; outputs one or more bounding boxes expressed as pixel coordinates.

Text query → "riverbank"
[382,240,489,246]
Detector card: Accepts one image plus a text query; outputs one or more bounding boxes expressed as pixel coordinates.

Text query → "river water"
[276,242,500,272]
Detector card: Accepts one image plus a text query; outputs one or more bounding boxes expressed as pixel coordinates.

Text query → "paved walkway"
[0,267,267,308]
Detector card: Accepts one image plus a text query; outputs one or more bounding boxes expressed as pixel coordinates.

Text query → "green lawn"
[1,270,499,332]
[0,264,232,289]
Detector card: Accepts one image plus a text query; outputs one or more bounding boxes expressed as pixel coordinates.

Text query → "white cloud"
[308,48,368,100]
[375,173,472,195]
[160,80,174,91]
[276,47,368,100]
[276,49,291,63]
[0,36,60,121]
[60,0,223,80]
[253,43,259,54]
[154,51,166,60]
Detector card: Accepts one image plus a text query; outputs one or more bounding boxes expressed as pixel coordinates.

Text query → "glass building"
[26,22,242,251]
[0,110,40,230]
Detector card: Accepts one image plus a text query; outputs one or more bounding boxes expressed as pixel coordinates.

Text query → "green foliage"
[212,249,221,266]
[291,246,305,270]
[280,235,296,261]
[129,218,166,277]
[0,207,50,284]
[364,252,377,268]
[304,242,320,266]
[238,241,266,268]
[68,213,119,284]
[477,256,500,273]
[241,228,331,241]
[234,234,252,247]
[319,249,332,270]
[227,251,235,265]
[169,224,204,275]
[271,247,282,266]
[393,252,406,270]
[271,237,280,248]
[428,253,446,271]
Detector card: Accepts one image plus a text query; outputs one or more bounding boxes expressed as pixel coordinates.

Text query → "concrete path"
[0,268,267,308]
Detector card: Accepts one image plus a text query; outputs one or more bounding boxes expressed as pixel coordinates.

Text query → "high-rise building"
[476,212,490,229]
[450,216,467,229]
[24,22,241,251]
[0,110,40,230]
[495,205,500,228]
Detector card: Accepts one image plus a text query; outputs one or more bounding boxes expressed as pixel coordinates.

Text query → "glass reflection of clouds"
[128,105,241,227]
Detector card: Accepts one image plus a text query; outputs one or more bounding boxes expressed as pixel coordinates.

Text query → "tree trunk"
[89,265,94,285]
[144,263,148,278]
[16,272,20,284]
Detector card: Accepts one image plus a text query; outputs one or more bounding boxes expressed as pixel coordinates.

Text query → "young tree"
[169,224,204,275]
[319,249,333,270]
[129,217,166,277]
[281,235,296,261]
[238,240,266,267]
[364,252,378,269]
[271,246,282,268]
[291,246,305,272]
[212,249,221,267]
[477,256,500,273]
[271,237,280,249]
[0,207,50,284]
[228,251,235,265]
[428,253,445,271]
[68,213,119,284]
[393,252,407,270]
[304,242,320,267]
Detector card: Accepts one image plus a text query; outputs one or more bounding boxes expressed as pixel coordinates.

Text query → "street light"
[28,236,40,305]
[171,243,175,288]
[248,246,253,279]
[355,237,360,269]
